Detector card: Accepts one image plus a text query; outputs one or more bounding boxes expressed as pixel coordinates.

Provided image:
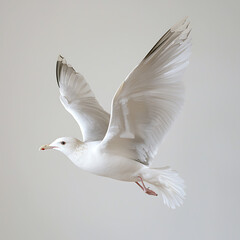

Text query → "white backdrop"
[1,0,239,239]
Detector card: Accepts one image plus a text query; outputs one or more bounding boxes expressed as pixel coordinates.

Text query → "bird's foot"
[144,187,158,196]
[135,177,158,196]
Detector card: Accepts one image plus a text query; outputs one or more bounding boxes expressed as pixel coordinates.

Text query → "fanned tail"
[142,167,186,209]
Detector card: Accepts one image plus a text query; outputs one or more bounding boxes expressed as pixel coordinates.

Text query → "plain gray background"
[1,0,239,239]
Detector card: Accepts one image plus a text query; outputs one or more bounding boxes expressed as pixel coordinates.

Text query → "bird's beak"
[39,144,57,151]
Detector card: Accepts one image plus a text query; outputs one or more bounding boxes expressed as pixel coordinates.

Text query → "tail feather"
[143,167,186,209]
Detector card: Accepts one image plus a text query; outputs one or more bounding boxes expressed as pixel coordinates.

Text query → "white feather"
[56,56,110,142]
[100,18,191,165]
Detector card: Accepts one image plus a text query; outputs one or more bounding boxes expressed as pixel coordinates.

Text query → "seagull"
[40,18,191,209]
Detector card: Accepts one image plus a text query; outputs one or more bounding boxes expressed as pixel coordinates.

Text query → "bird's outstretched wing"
[100,18,191,165]
[56,56,110,142]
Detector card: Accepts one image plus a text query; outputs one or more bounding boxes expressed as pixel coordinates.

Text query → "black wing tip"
[143,17,191,61]
[56,54,64,87]
[58,54,64,61]
[56,55,76,87]
[143,29,172,60]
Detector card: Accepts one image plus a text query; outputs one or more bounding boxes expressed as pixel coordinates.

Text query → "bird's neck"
[67,142,89,164]
[66,141,100,169]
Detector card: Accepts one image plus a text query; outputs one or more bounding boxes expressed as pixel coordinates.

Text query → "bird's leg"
[135,181,144,191]
[135,177,158,196]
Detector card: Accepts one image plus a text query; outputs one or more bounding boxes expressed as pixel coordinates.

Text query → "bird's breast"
[69,147,143,182]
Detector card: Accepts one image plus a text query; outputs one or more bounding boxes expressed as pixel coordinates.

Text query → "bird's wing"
[99,18,191,165]
[56,56,110,142]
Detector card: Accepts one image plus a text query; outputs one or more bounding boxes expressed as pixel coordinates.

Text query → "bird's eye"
[60,141,66,145]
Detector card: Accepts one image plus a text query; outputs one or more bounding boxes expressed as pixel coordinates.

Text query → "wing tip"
[56,54,65,87]
[143,17,191,62]
[171,17,190,32]
[58,54,64,62]
[56,55,78,88]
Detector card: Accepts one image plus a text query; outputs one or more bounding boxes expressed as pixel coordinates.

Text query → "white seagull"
[40,18,191,209]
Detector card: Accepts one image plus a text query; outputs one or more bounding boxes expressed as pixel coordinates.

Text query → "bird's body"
[40,18,191,208]
[65,140,143,182]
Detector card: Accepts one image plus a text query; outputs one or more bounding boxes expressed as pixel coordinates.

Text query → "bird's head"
[39,137,82,156]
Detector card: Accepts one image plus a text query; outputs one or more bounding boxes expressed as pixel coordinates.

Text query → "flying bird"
[40,18,191,209]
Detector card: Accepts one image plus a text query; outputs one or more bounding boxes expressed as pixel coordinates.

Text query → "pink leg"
[135,181,144,191]
[135,177,158,196]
